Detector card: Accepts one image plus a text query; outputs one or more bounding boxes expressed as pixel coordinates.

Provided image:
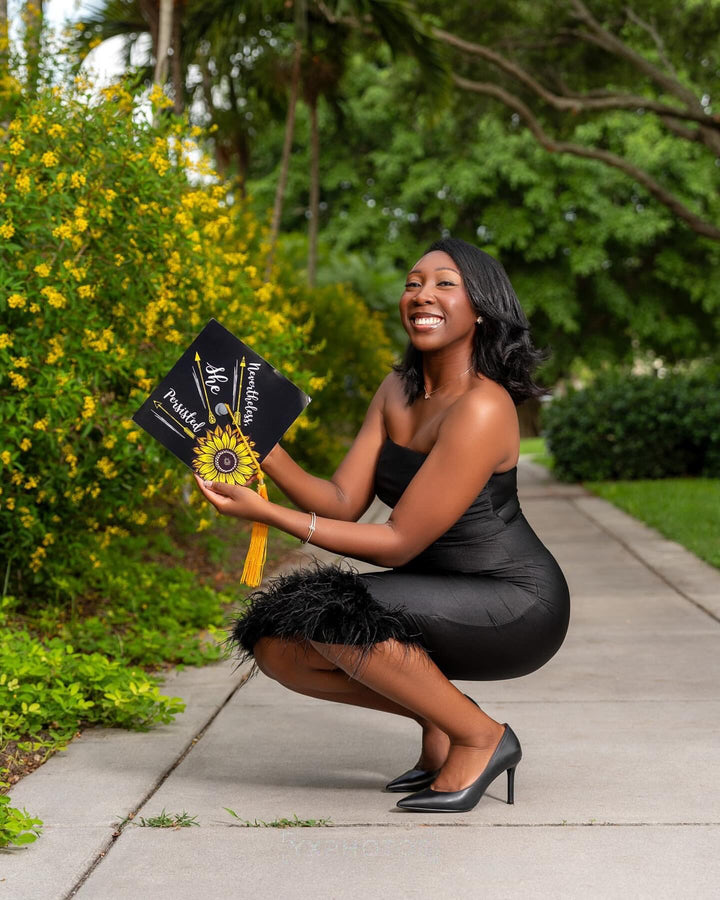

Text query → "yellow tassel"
[241,476,268,588]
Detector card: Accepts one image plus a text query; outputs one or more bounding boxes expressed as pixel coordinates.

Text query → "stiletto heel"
[507,765,516,805]
[384,694,480,793]
[396,724,522,813]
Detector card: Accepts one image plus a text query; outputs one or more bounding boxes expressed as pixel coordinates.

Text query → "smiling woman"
[195,236,570,815]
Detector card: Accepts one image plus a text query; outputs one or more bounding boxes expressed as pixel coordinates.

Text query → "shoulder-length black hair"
[394,237,547,406]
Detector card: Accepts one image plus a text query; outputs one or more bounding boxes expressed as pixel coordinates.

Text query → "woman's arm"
[196,389,518,569]
[260,375,390,521]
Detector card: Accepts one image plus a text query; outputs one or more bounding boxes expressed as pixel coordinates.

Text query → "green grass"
[519,436,553,470]
[137,810,199,828]
[519,437,719,569]
[585,478,720,569]
[224,809,332,828]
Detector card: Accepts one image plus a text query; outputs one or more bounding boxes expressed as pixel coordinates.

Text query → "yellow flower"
[133,511,148,525]
[0,222,15,239]
[52,222,73,240]
[192,425,256,485]
[126,430,139,443]
[9,138,24,155]
[29,546,46,572]
[102,433,116,450]
[82,396,97,419]
[15,172,31,194]
[1,451,11,465]
[0,191,6,203]
[24,476,39,490]
[40,286,67,308]
[6,497,15,511]
[47,123,65,138]
[46,336,64,363]
[97,456,118,479]
[41,150,59,167]
[34,262,51,277]
[0,334,13,349]
[114,253,125,266]
[78,284,95,299]
[11,356,29,368]
[309,376,327,392]
[7,293,26,308]
[43,532,55,546]
[148,83,174,108]
[33,418,48,431]
[9,371,28,389]
[19,437,32,451]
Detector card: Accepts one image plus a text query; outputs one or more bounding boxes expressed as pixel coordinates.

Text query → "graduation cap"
[133,318,311,586]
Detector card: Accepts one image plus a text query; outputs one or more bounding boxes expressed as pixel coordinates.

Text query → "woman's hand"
[194,474,268,521]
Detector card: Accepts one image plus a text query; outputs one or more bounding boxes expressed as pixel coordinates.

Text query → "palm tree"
[77,0,443,279]
[23,0,44,95]
[76,0,186,112]
[154,0,172,84]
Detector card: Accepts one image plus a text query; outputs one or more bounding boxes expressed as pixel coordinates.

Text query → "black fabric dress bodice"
[374,437,523,574]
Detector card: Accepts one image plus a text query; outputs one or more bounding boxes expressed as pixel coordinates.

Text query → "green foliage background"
[542,370,720,481]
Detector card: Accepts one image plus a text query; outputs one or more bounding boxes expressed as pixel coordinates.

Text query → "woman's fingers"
[193,474,250,518]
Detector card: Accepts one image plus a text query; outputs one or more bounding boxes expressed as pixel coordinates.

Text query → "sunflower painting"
[192,425,256,485]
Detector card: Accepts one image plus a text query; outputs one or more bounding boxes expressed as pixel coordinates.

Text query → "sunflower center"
[214,448,239,474]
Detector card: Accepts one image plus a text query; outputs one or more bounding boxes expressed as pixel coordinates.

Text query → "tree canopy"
[20,0,720,376]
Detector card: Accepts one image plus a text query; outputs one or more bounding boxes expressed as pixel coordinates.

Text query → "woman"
[195,237,570,813]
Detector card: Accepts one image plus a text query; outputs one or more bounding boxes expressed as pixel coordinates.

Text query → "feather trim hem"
[229,562,427,681]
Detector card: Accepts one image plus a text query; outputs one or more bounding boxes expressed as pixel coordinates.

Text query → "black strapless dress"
[231,438,570,682]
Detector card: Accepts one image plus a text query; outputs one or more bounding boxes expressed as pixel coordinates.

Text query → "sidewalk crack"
[64,667,252,898]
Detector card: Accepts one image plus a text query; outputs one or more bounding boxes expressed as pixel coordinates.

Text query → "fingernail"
[204,480,213,488]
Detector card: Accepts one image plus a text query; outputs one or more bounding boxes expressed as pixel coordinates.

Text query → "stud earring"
[476,316,483,324]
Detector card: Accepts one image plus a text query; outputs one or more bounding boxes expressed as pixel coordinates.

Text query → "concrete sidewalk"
[3,460,720,899]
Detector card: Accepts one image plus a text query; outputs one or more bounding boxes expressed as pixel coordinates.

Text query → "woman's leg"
[309,637,505,793]
[253,636,451,770]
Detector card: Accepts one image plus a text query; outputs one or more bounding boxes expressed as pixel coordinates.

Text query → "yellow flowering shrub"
[0,80,310,600]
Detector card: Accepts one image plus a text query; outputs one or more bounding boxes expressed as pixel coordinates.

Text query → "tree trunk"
[227,73,250,196]
[307,98,320,287]
[265,40,302,281]
[171,0,183,113]
[154,0,172,84]
[23,0,43,95]
[0,0,9,77]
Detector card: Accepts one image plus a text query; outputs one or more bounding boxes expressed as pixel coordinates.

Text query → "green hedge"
[0,80,315,602]
[542,371,720,482]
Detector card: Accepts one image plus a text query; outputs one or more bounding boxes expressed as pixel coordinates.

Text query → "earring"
[476,315,483,324]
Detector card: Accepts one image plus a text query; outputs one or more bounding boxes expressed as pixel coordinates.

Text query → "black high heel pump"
[384,695,480,793]
[395,723,522,813]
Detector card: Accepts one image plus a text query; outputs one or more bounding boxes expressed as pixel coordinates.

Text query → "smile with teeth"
[411,315,443,326]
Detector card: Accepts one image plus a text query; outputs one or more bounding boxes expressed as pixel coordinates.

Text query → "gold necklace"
[423,366,473,400]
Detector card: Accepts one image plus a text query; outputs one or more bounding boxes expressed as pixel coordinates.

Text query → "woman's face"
[400,250,477,352]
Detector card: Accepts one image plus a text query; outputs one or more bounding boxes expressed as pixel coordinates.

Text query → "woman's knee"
[253,636,338,682]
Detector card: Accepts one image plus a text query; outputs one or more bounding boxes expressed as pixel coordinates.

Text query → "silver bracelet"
[301,511,317,545]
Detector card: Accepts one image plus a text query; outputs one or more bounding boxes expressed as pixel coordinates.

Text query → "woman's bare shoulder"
[443,377,517,439]
[376,370,406,404]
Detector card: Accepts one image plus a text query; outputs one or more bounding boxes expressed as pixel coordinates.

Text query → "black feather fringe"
[229,562,427,681]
